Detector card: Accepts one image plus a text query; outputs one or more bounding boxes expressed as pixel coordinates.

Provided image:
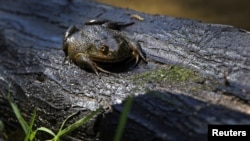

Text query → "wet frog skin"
[63,20,147,76]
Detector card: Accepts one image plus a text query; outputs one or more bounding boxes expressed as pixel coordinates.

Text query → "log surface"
[0,0,250,141]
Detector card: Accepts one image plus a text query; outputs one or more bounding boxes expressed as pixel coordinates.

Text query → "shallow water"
[95,0,250,30]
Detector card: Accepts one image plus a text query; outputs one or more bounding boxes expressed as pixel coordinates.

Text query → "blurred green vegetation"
[95,0,250,30]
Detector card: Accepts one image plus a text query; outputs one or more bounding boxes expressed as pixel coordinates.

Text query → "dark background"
[95,0,250,31]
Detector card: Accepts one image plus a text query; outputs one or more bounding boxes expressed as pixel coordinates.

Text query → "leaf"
[8,90,29,135]
[113,96,134,141]
[54,108,102,140]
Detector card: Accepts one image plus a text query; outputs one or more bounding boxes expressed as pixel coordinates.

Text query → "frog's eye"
[99,45,109,55]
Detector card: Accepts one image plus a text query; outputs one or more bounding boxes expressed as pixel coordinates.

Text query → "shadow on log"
[0,0,250,141]
[100,91,250,141]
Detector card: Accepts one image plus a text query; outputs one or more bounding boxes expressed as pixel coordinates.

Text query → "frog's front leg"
[74,53,111,76]
[130,41,148,65]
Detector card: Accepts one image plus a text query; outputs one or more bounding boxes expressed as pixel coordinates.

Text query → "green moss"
[132,65,199,84]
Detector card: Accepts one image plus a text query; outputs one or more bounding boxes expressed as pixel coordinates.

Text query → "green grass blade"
[0,120,4,132]
[55,108,102,139]
[25,109,37,141]
[58,111,80,133]
[8,95,29,134]
[29,127,56,141]
[36,127,56,137]
[113,96,134,141]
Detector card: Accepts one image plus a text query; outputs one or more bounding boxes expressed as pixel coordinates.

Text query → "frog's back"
[79,25,114,41]
[79,25,125,51]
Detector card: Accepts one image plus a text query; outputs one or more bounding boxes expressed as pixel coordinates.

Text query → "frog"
[63,20,147,76]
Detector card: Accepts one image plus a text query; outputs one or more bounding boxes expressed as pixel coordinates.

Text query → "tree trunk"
[0,0,249,141]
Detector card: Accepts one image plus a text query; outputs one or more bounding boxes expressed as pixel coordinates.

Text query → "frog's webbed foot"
[85,19,134,30]
[103,21,134,31]
[74,53,112,77]
[85,19,109,25]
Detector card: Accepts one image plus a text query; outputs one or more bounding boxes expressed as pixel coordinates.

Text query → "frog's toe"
[74,53,99,76]
[95,66,112,75]
[74,53,113,76]
[134,53,140,65]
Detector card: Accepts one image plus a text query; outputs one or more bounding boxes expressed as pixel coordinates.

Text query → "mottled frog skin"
[63,20,147,76]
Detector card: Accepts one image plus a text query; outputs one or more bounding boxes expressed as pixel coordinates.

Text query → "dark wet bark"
[0,0,250,141]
